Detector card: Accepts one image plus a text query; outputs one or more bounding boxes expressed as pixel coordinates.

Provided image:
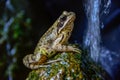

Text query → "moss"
[26,71,39,80]
[26,50,105,80]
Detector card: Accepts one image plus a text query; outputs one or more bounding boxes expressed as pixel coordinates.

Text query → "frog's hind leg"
[23,53,48,69]
[30,59,62,69]
[23,53,62,69]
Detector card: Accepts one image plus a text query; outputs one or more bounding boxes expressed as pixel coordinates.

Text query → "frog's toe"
[74,48,81,53]
[45,59,62,64]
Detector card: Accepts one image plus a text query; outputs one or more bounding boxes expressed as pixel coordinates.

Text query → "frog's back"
[34,21,58,53]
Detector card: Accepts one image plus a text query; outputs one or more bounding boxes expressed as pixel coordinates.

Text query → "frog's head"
[57,11,76,34]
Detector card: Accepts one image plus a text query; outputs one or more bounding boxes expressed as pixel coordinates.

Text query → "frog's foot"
[36,65,51,68]
[73,47,81,53]
[45,59,63,64]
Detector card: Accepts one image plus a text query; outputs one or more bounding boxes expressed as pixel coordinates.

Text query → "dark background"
[0,0,120,80]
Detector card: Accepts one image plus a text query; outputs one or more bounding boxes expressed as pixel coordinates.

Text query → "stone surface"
[26,51,104,80]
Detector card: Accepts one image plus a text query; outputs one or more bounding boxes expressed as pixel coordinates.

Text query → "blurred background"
[0,0,120,80]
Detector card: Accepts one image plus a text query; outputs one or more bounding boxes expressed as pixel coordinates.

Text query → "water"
[84,0,111,61]
[83,0,120,79]
[84,0,101,62]
[100,46,120,79]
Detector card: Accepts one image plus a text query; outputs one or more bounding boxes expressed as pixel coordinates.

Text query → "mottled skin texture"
[23,11,80,69]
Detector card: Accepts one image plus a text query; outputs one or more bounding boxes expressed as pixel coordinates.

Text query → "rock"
[26,52,104,80]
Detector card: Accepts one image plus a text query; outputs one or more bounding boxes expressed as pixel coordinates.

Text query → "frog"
[23,11,81,69]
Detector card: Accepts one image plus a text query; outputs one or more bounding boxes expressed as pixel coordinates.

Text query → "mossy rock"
[26,51,104,80]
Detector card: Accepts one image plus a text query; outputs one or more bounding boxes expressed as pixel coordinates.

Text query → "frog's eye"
[57,22,63,28]
[60,15,67,21]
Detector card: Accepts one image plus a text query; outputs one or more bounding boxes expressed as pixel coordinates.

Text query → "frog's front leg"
[53,44,81,53]
[52,33,81,53]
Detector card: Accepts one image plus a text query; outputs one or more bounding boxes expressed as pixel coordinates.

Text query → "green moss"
[26,50,105,80]
[26,71,39,80]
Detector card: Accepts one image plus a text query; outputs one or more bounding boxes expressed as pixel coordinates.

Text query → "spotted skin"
[23,11,81,69]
